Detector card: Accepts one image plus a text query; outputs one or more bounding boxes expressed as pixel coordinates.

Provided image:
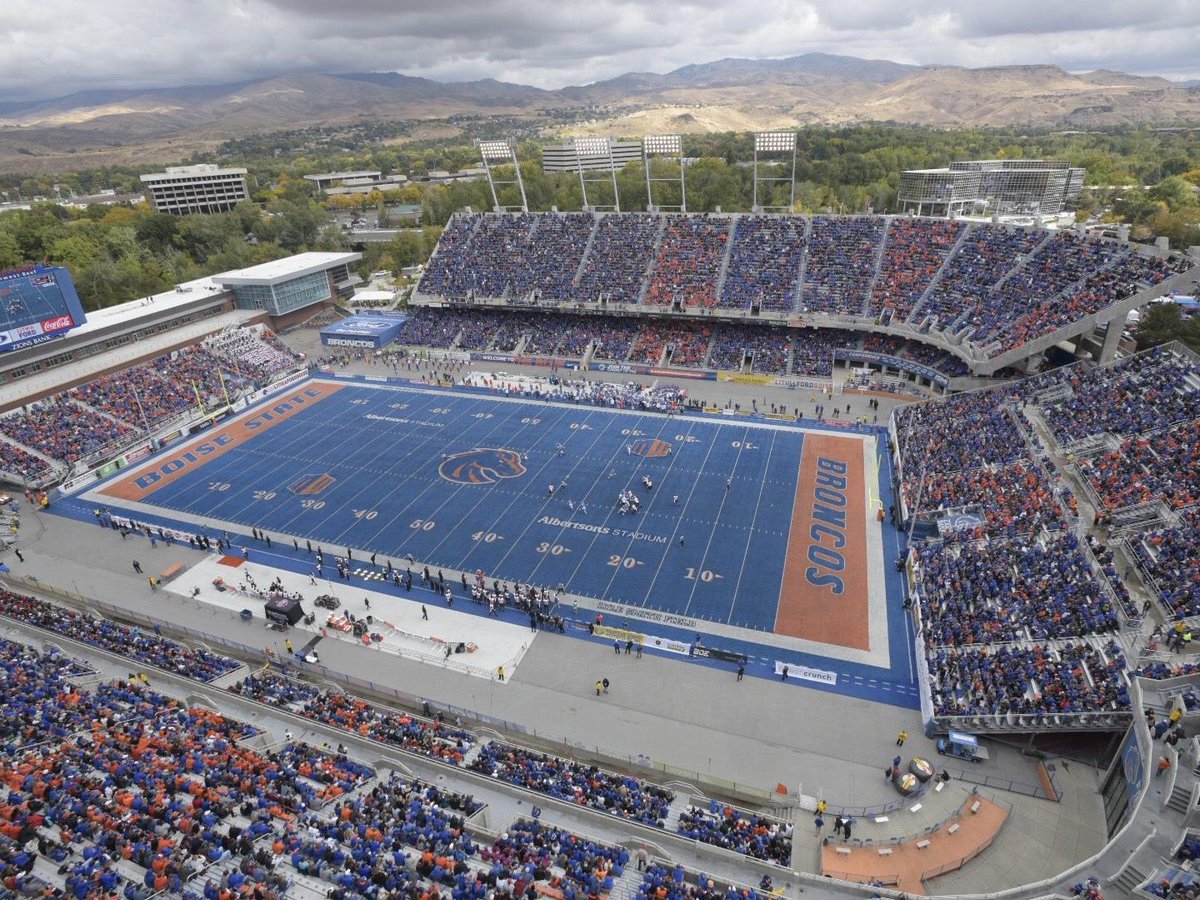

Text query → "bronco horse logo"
[439,448,527,485]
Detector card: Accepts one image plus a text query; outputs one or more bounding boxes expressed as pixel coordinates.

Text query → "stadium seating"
[467,741,674,826]
[645,215,730,308]
[0,440,53,480]
[799,216,886,316]
[228,671,473,764]
[1040,346,1200,446]
[0,589,240,682]
[509,213,595,301]
[0,397,137,464]
[1130,508,1200,618]
[914,533,1119,646]
[675,802,793,864]
[416,213,1195,366]
[719,215,807,312]
[205,327,303,379]
[870,217,963,320]
[629,321,713,367]
[1078,418,1200,511]
[575,213,661,304]
[707,325,791,375]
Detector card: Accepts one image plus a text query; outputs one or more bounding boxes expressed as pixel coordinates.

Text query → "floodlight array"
[573,136,611,157]
[755,131,796,153]
[477,140,514,161]
[643,134,682,156]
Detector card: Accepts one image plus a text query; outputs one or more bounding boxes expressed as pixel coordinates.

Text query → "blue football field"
[66,376,918,705]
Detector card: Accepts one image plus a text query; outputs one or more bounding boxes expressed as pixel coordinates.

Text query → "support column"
[1098,320,1124,364]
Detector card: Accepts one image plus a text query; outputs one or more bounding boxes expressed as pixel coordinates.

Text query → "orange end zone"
[99,381,344,503]
[775,432,870,650]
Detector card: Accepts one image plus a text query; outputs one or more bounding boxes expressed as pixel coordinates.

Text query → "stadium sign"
[326,338,375,347]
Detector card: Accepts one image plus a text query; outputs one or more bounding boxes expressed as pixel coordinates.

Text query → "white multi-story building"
[542,141,642,173]
[140,164,250,215]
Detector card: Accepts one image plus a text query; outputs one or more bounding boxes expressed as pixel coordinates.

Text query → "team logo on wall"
[289,472,336,495]
[629,439,673,458]
[439,448,526,485]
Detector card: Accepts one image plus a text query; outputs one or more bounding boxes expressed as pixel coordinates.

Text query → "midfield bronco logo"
[439,448,527,485]
[629,438,673,458]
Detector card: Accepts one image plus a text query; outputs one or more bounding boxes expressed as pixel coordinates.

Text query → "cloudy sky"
[3,0,1199,102]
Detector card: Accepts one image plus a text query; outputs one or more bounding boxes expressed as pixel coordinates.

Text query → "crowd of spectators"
[870,218,963,320]
[69,347,230,430]
[0,439,53,481]
[800,216,886,315]
[591,317,645,361]
[467,742,674,826]
[416,213,1196,361]
[904,460,1066,537]
[521,314,595,357]
[575,214,661,304]
[229,671,474,764]
[0,395,137,464]
[0,589,241,682]
[914,533,1120,647]
[416,213,482,298]
[791,328,854,377]
[1078,418,1200,511]
[1041,347,1200,446]
[916,227,1043,331]
[675,801,792,864]
[718,215,807,312]
[927,639,1129,718]
[897,390,1028,475]
[707,325,791,375]
[994,250,1190,352]
[963,233,1118,345]
[510,213,595,301]
[392,307,477,348]
[645,216,729,308]
[630,321,713,367]
[205,327,303,380]
[1131,508,1200,618]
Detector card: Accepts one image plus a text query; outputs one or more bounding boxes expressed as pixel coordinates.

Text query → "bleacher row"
[0,328,303,481]
[392,306,969,378]
[417,212,1192,356]
[0,588,796,874]
[896,344,1200,723]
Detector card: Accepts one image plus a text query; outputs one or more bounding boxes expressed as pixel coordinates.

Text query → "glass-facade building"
[214,253,361,319]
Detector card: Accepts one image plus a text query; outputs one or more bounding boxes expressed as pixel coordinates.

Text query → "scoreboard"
[0,265,88,353]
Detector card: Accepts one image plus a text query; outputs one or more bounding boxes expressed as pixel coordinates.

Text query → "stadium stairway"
[713,220,737,303]
[571,215,600,290]
[790,216,813,314]
[1167,780,1194,815]
[862,218,893,316]
[606,860,648,900]
[1109,860,1152,895]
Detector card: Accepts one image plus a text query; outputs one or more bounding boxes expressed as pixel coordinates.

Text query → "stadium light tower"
[752,131,797,213]
[572,136,621,212]
[476,138,529,213]
[643,134,686,212]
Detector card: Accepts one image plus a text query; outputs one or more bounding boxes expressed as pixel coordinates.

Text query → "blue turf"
[65,376,920,706]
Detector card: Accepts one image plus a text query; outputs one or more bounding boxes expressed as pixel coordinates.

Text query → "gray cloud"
[1,0,1197,104]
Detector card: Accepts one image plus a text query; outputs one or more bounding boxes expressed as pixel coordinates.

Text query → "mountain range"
[0,53,1197,173]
